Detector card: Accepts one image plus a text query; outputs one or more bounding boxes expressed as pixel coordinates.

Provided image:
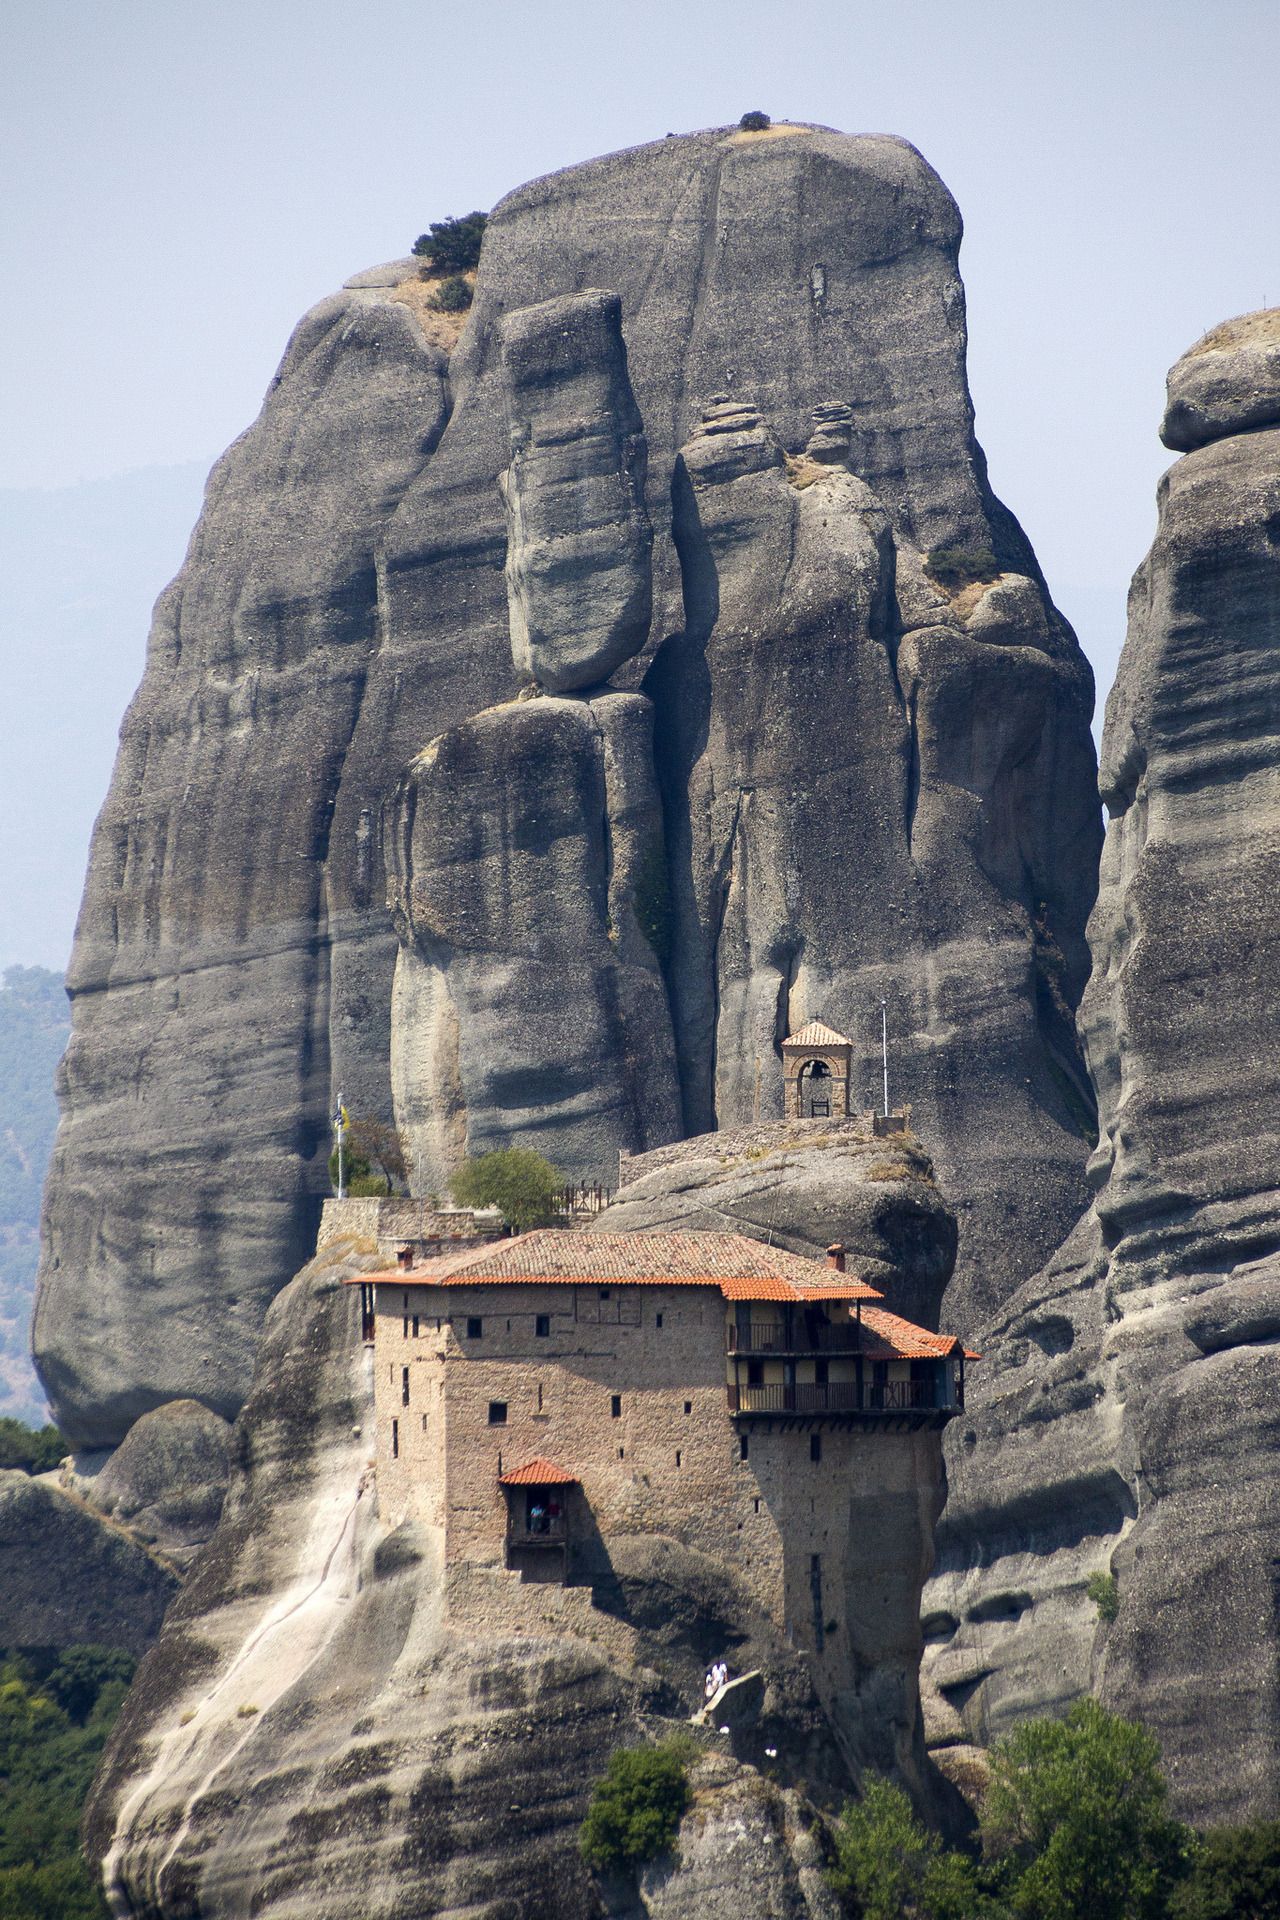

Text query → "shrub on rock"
[580,1742,690,1873]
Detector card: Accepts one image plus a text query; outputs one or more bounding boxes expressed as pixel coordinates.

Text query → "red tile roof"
[860,1307,964,1361]
[498,1457,579,1486]
[360,1229,883,1303]
[783,1020,853,1050]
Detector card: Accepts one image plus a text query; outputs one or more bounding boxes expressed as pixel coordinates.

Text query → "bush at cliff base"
[580,1743,690,1874]
[0,1645,136,1919]
[450,1147,562,1232]
[833,1700,1199,1919]
[0,1418,65,1474]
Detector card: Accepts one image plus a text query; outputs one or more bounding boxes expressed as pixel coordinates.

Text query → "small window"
[467,1317,483,1340]
[656,1312,664,1329]
[412,1314,420,1338]
[617,1446,625,1459]
[675,1449,682,1467]
[536,1314,550,1338]
[740,1433,749,1461]
[683,1400,692,1415]
[747,1359,764,1387]
[611,1394,622,1419]
[391,1418,399,1459]
[754,1497,760,1514]
[488,1401,507,1426]
[421,1414,428,1433]
[810,1433,822,1463]
[599,1288,611,1299]
[401,1367,410,1407]
[402,1315,409,1337]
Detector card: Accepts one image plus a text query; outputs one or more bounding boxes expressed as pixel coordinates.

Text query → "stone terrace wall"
[316,1196,502,1253]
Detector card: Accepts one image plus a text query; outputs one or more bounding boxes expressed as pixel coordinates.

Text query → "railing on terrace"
[726,1320,865,1355]
[727,1380,953,1417]
[507,1518,568,1547]
[554,1184,613,1217]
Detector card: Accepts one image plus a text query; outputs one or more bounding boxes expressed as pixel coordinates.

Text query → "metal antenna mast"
[879,999,889,1117]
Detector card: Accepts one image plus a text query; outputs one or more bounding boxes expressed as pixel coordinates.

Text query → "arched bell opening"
[798,1059,832,1118]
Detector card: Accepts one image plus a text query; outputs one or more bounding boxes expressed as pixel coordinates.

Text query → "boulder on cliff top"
[1160,306,1280,451]
[88,1398,232,1572]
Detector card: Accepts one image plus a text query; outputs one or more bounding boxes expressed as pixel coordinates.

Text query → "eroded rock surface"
[87,1398,233,1572]
[500,290,653,691]
[38,122,1097,1448]
[88,1232,946,1920]
[0,1470,177,1653]
[388,690,682,1183]
[924,311,1280,1825]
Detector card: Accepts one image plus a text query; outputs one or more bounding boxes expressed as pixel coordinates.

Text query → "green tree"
[981,1699,1191,1920]
[580,1743,689,1874]
[830,1775,990,1920]
[410,211,487,271]
[450,1148,562,1232]
[1087,1572,1120,1624]
[328,1114,409,1196]
[0,1419,65,1474]
[0,1645,136,1919]
[432,274,472,312]
[1170,1821,1280,1920]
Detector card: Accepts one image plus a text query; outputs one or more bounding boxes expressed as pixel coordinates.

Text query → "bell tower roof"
[782,1020,852,1051]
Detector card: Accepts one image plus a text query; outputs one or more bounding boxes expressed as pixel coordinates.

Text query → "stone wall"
[370,1276,944,1778]
[315,1196,502,1253]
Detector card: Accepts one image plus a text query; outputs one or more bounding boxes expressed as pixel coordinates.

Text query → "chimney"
[826,1243,846,1272]
[396,1244,414,1271]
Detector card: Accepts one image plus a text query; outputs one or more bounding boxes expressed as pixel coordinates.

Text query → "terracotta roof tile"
[859,1307,962,1360]
[498,1457,579,1486]
[783,1020,853,1050]
[363,1229,883,1303]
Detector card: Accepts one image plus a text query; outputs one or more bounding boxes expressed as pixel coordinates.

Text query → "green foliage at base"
[923,544,1001,590]
[580,1741,690,1874]
[410,211,487,271]
[432,274,472,312]
[0,1418,65,1474]
[1087,1572,1121,1624]
[1171,1822,1280,1919]
[832,1703,1194,1920]
[450,1148,562,1233]
[0,1644,137,1920]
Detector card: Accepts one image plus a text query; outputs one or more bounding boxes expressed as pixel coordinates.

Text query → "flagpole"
[879,1000,889,1117]
[337,1090,346,1200]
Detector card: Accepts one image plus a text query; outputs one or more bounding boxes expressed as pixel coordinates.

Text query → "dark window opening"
[401,1367,410,1407]
[488,1401,507,1426]
[537,1383,544,1412]
[684,1400,693,1415]
[810,1553,824,1652]
[402,1316,409,1337]
[675,1450,682,1467]
[753,1497,760,1514]
[740,1434,749,1460]
[814,1358,828,1385]
[618,1446,625,1459]
[747,1359,764,1387]
[412,1314,420,1338]
[536,1314,550,1338]
[656,1312,664,1329]
[391,1418,399,1459]
[467,1317,483,1340]
[421,1414,428,1432]
[599,1288,611,1299]
[810,1433,822,1463]
[611,1394,622,1419]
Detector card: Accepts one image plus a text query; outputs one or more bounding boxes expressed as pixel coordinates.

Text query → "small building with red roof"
[353,1228,972,1649]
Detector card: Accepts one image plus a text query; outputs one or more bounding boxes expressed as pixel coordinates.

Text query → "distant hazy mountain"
[0,966,69,1422]
[0,462,209,972]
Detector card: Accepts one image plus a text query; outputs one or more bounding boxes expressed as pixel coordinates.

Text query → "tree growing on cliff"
[580,1741,690,1874]
[981,1698,1191,1920]
[411,211,487,271]
[450,1148,561,1232]
[830,1775,985,1919]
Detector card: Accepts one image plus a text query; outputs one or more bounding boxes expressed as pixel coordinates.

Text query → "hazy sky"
[2,0,1277,969]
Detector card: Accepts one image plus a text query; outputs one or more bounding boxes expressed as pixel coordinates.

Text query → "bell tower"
[782,1021,853,1119]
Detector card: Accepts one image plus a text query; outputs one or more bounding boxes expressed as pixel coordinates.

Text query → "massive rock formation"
[36,122,1098,1457]
[88,1189,950,1920]
[0,1471,177,1654]
[922,311,1280,1826]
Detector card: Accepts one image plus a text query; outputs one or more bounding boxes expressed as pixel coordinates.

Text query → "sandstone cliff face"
[87,1191,947,1920]
[922,312,1280,1826]
[37,123,1098,1453]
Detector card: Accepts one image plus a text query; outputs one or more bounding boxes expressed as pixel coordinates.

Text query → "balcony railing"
[507,1518,568,1547]
[727,1380,953,1417]
[726,1320,864,1355]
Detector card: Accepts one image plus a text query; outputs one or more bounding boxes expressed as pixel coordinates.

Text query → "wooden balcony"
[726,1378,957,1426]
[726,1319,864,1355]
[507,1517,568,1548]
